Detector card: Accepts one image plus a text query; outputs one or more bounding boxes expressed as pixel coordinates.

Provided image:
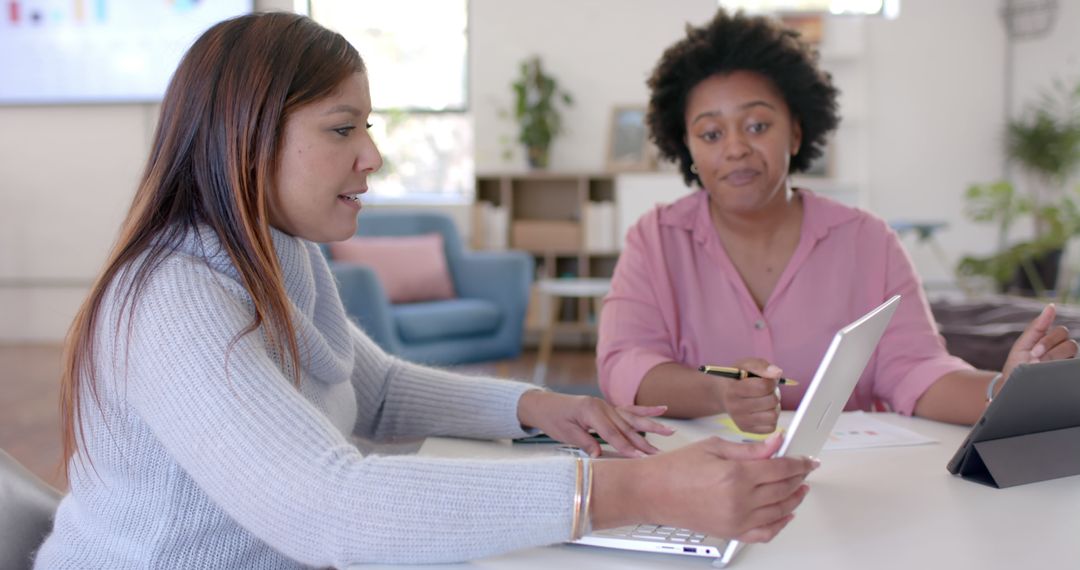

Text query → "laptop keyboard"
[590,524,708,544]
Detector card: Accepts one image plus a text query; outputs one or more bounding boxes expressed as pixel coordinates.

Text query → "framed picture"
[607,106,654,172]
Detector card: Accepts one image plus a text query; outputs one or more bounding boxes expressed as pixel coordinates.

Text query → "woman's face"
[270,72,382,242]
[684,71,801,215]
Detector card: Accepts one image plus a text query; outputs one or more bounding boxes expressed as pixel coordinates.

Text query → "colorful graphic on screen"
[0,0,251,103]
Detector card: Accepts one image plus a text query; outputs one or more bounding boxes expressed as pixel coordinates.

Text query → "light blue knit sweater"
[35,227,577,568]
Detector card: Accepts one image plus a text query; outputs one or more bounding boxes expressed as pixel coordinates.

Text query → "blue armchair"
[325,210,533,365]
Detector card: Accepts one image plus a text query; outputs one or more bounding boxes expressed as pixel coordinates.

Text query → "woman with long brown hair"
[36,12,817,568]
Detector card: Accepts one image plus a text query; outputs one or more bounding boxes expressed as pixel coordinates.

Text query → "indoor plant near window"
[958,79,1080,297]
[509,55,573,169]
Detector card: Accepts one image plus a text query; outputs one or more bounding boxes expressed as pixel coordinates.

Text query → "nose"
[355,132,383,174]
[722,132,751,161]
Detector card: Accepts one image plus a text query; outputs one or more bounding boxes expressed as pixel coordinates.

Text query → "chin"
[323,222,359,243]
[298,220,358,244]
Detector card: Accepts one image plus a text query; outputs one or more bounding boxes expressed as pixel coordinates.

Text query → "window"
[310,0,472,202]
[720,0,900,17]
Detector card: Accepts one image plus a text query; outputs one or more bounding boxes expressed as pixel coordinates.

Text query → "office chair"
[0,450,61,570]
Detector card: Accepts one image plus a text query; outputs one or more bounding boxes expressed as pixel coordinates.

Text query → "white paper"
[708,411,937,450]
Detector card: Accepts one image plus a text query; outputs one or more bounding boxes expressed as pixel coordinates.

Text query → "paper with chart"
[710,411,937,451]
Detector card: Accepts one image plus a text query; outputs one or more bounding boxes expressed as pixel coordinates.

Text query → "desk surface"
[358,414,1080,569]
[534,277,612,297]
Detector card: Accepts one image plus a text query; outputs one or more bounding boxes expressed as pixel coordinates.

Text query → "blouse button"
[754,320,766,330]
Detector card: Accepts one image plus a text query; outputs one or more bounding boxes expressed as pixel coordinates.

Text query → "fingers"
[744,483,810,530]
[1030,325,1074,360]
[751,471,812,506]
[1043,338,1080,361]
[736,513,795,544]
[736,358,783,379]
[589,403,660,458]
[564,430,604,458]
[725,386,780,433]
[700,433,783,460]
[619,404,669,418]
[732,407,781,434]
[615,409,676,437]
[1015,304,1056,353]
[736,484,810,542]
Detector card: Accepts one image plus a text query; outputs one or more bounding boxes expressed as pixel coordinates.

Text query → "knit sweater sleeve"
[117,258,578,566]
[345,323,543,441]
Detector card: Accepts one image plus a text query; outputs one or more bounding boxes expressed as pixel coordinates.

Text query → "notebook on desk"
[572,295,901,566]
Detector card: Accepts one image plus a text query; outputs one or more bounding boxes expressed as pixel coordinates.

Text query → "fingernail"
[766,432,784,444]
[766,365,782,376]
[808,457,821,470]
[1032,344,1046,358]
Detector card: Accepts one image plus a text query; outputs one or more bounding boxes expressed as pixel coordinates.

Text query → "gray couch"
[931,295,1080,371]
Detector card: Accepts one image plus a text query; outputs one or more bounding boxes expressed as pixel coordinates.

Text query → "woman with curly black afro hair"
[597,8,1075,431]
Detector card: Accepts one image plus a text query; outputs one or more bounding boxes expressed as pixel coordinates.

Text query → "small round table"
[532,278,612,385]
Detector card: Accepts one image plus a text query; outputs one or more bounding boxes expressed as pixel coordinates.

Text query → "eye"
[333,126,356,137]
[699,129,721,142]
[747,121,770,134]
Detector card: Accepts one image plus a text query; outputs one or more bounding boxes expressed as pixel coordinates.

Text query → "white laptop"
[573,295,901,566]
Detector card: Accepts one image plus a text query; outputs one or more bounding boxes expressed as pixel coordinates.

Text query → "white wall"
[471,0,1079,285]
[471,0,719,172]
[2,0,1079,342]
[862,0,1007,283]
[0,0,291,342]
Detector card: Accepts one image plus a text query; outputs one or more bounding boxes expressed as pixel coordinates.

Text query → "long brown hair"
[60,13,365,479]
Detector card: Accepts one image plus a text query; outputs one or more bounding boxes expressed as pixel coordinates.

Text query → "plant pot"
[1008,247,1064,297]
[526,145,550,169]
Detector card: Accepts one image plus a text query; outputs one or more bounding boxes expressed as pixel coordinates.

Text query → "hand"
[516,390,675,458]
[720,358,782,434]
[627,434,816,542]
[1001,304,1079,386]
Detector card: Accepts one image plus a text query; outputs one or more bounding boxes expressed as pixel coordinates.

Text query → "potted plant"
[957,79,1080,296]
[509,55,573,169]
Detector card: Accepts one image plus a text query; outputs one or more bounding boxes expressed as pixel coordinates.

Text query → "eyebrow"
[690,100,776,125]
[323,104,365,116]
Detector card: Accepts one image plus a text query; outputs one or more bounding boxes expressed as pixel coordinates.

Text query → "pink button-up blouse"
[597,189,972,415]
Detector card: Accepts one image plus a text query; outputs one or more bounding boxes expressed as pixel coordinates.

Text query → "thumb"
[1014,304,1055,352]
[702,432,784,460]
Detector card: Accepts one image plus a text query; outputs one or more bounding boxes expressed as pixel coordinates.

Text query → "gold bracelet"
[581,458,594,537]
[570,457,583,539]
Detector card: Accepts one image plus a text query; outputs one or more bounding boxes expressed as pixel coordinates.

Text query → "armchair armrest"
[328,261,400,353]
[455,250,533,308]
[454,251,533,352]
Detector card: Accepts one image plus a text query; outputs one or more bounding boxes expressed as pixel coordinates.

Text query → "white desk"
[358,414,1080,569]
[531,278,612,384]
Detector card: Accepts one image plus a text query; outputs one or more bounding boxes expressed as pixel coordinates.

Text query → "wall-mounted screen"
[0,0,252,105]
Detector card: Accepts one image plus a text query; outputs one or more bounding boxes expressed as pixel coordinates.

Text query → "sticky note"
[716,416,776,442]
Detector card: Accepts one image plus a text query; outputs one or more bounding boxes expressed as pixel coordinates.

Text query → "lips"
[723,168,759,186]
[338,188,367,203]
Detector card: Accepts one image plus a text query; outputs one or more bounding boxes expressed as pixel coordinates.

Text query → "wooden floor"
[0,343,600,490]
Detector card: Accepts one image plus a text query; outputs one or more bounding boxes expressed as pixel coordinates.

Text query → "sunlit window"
[310,0,473,202]
[720,0,900,17]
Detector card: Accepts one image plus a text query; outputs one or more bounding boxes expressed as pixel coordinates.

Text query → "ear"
[794,119,803,155]
[790,119,803,156]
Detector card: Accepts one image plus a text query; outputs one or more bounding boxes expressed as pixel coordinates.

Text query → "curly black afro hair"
[646,9,840,187]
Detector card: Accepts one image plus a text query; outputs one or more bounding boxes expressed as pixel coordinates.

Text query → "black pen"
[698,365,799,386]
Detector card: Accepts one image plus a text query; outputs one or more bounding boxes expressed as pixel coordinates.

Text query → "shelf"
[477,172,621,342]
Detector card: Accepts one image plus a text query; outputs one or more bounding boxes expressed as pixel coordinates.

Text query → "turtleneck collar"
[175,224,355,386]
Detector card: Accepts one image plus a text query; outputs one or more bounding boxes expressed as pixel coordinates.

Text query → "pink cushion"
[328,233,456,303]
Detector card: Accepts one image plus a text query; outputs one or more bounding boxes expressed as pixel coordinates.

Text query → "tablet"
[947,358,1080,488]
